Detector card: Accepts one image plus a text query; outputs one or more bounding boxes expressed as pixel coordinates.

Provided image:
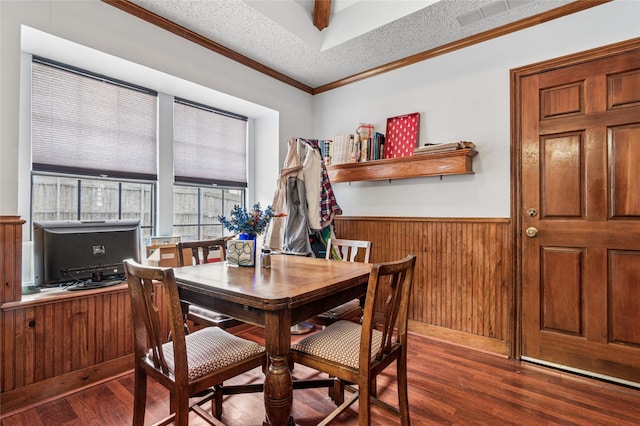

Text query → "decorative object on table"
[218,203,275,267]
[226,238,256,266]
[383,112,420,159]
[260,247,271,268]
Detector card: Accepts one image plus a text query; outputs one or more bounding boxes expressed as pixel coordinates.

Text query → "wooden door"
[519,41,640,384]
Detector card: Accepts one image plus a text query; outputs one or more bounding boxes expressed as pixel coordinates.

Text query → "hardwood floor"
[2,327,639,425]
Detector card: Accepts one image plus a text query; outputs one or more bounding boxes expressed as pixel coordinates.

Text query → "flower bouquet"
[218,203,275,239]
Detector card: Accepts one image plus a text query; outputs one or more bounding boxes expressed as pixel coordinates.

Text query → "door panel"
[541,133,584,217]
[609,251,640,346]
[520,44,640,384]
[541,247,583,335]
[611,124,640,217]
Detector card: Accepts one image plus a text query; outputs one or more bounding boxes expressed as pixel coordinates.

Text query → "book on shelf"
[330,134,355,165]
[351,135,361,163]
[361,137,369,162]
[413,141,475,155]
[357,123,374,141]
[321,139,332,166]
[374,132,385,161]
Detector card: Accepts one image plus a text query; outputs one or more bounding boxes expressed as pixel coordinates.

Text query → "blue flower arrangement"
[218,203,275,238]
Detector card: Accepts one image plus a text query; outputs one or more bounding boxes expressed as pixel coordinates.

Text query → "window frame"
[31,171,156,238]
[28,57,251,241]
[172,183,245,241]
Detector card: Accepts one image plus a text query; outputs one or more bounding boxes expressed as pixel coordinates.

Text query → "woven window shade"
[31,59,157,180]
[173,100,247,187]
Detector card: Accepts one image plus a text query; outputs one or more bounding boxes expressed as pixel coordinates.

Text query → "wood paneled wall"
[1,215,512,415]
[0,216,24,304]
[334,217,512,354]
[0,216,169,416]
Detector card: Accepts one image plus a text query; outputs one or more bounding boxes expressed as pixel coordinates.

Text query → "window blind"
[173,99,248,187]
[31,58,158,180]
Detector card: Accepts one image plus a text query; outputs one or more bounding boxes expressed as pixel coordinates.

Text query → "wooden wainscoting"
[0,216,24,304]
[0,283,163,415]
[333,217,512,355]
[0,217,170,416]
[1,284,169,415]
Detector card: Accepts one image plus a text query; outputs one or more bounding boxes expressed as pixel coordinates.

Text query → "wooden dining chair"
[176,238,243,330]
[123,259,265,426]
[308,238,372,326]
[290,254,416,425]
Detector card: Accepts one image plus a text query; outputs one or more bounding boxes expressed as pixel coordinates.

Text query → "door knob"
[525,227,538,238]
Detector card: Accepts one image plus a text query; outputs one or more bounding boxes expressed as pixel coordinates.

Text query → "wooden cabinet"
[326,149,477,183]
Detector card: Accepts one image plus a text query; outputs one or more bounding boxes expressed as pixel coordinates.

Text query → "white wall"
[2,1,639,224]
[0,0,313,220]
[313,0,640,218]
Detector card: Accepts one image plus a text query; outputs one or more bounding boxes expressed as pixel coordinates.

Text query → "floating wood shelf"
[326,149,478,183]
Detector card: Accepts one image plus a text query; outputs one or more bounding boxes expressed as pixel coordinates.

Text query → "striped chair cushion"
[291,320,382,369]
[153,327,264,381]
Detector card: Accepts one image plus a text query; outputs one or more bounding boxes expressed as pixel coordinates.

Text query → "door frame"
[510,37,640,360]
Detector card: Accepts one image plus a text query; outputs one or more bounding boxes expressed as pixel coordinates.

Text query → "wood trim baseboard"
[409,320,509,357]
[334,216,510,223]
[0,355,133,418]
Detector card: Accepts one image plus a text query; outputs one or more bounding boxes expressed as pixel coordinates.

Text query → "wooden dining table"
[173,254,372,426]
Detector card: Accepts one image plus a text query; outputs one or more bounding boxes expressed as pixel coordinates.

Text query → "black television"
[33,219,141,289]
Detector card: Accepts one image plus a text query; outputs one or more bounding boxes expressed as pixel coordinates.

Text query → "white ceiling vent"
[457,0,535,27]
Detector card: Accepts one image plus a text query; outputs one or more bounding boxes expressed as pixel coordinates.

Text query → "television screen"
[33,219,140,288]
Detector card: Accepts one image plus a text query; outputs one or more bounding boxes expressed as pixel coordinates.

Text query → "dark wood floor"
[2,327,639,425]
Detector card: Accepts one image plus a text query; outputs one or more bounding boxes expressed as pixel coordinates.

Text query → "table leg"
[263,310,294,426]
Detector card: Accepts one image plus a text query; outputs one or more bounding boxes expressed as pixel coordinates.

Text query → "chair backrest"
[123,259,189,382]
[325,238,372,263]
[176,238,230,267]
[359,255,416,371]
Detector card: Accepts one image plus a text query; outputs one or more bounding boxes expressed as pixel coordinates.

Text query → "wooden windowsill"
[1,282,128,310]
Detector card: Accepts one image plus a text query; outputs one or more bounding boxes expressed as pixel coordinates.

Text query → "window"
[172,186,243,240]
[31,174,154,237]
[30,57,157,237]
[173,99,248,240]
[29,58,251,244]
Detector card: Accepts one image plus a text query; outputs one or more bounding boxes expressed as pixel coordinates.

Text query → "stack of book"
[355,132,385,162]
[323,132,388,166]
[414,141,475,155]
[325,134,354,165]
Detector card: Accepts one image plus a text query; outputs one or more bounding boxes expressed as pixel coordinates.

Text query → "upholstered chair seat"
[292,320,383,369]
[154,327,264,381]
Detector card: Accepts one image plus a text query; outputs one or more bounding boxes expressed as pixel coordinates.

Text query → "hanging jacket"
[266,138,296,251]
[298,138,342,228]
[300,139,322,230]
[266,138,310,255]
[266,137,342,255]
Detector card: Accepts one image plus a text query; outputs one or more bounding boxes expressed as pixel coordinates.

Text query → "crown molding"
[102,0,611,95]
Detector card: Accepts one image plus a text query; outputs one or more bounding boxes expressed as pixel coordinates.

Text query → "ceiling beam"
[313,0,331,31]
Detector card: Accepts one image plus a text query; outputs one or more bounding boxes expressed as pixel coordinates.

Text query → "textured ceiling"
[127,0,576,89]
